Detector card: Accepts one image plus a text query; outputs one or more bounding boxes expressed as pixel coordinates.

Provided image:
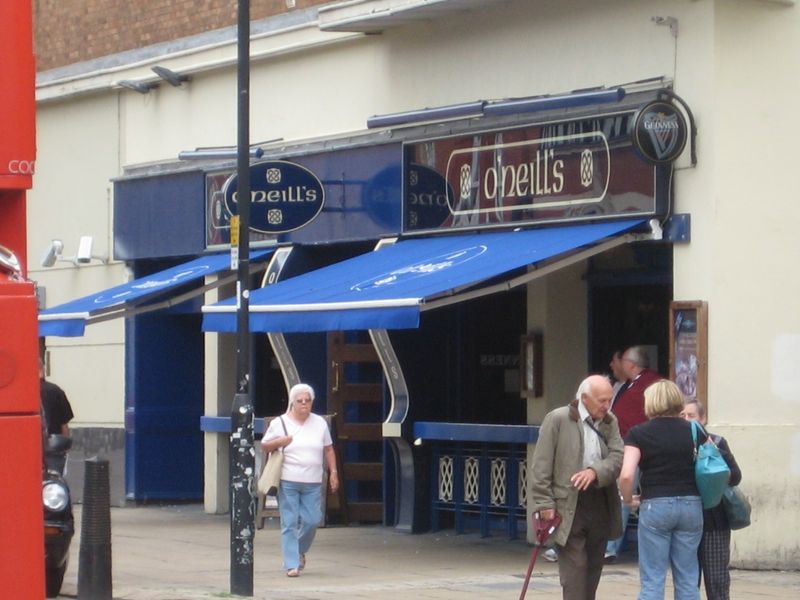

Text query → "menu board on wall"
[669,301,708,407]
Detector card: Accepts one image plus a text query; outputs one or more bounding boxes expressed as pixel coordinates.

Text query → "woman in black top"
[681,399,742,600]
[619,380,704,600]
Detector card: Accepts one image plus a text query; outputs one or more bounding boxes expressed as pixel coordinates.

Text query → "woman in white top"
[262,383,339,577]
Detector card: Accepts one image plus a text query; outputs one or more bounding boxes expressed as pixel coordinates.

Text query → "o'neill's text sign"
[222,160,325,235]
[403,105,681,232]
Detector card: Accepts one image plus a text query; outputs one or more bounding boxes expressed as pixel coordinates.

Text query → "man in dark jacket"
[40,361,74,436]
[612,346,662,438]
[531,375,624,600]
[605,345,662,562]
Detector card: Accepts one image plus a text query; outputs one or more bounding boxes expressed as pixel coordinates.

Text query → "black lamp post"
[230,0,254,595]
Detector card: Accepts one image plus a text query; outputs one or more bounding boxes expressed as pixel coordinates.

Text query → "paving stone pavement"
[55,504,799,599]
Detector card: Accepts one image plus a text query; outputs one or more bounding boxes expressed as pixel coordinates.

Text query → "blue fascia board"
[413,421,539,444]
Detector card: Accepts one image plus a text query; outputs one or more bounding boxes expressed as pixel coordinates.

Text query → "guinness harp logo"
[633,101,687,164]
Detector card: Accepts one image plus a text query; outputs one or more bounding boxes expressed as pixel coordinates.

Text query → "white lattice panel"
[518,458,528,507]
[438,455,453,501]
[464,456,479,504]
[490,458,507,506]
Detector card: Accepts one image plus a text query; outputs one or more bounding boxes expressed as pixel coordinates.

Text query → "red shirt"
[611,368,662,437]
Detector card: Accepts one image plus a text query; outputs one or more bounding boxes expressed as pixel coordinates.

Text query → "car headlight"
[43,481,69,512]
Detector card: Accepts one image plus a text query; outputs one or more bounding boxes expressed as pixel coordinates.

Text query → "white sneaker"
[543,548,558,562]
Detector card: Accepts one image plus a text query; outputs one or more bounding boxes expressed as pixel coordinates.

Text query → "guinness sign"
[633,101,688,164]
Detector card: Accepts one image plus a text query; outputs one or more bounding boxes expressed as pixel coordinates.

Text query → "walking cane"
[519,511,562,600]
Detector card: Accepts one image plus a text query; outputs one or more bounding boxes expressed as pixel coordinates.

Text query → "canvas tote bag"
[258,417,288,496]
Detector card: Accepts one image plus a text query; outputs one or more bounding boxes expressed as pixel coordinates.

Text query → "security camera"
[76,236,94,264]
[41,239,64,267]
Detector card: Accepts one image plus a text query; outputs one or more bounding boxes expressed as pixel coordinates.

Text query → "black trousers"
[556,487,612,600]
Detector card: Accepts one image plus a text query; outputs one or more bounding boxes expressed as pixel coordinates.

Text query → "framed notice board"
[669,301,708,407]
[520,333,543,399]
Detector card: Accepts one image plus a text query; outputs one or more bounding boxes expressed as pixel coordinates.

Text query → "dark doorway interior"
[393,289,527,427]
[588,243,673,378]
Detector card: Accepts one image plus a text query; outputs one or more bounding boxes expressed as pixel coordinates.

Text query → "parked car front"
[43,434,74,598]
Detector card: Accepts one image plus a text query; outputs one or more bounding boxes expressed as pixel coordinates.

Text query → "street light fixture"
[151,66,191,87]
[117,80,158,94]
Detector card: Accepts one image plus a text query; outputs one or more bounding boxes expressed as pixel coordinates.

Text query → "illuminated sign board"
[403,106,679,232]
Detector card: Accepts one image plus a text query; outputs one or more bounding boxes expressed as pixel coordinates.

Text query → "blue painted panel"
[125,310,204,500]
[205,144,403,248]
[114,171,207,260]
[201,416,267,434]
[413,421,539,444]
[279,144,402,243]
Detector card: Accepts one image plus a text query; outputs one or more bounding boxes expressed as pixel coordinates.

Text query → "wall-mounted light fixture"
[117,80,159,94]
[151,66,191,87]
[40,237,108,267]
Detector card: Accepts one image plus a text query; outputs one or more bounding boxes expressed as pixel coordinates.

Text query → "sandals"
[286,553,306,577]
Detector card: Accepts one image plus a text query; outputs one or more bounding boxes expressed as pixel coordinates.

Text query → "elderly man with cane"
[530,375,624,600]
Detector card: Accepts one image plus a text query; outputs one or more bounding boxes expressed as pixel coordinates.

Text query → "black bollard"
[78,457,112,600]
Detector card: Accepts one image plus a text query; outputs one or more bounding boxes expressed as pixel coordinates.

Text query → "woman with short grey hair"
[262,383,339,577]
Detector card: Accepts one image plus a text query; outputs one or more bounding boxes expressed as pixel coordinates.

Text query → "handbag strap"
[276,416,289,454]
[690,421,718,460]
[689,420,706,460]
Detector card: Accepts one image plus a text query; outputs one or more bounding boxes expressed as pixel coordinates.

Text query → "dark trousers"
[698,528,731,600]
[556,487,611,600]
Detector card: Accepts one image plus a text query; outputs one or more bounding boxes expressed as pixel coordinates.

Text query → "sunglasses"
[294,397,312,404]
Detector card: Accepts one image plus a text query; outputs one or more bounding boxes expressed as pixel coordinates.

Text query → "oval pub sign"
[223,160,325,234]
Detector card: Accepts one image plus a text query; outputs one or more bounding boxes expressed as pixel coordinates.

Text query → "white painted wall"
[28,92,125,426]
[697,1,800,567]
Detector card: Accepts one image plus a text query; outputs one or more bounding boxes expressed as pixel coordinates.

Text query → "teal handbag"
[691,421,731,509]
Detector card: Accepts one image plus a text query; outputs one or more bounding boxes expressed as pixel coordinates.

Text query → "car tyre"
[45,563,66,598]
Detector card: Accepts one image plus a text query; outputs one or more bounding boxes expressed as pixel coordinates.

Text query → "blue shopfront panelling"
[125,309,204,501]
[281,144,402,243]
[114,170,207,260]
[204,144,403,249]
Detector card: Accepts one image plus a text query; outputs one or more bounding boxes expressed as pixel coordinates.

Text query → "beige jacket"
[530,399,624,546]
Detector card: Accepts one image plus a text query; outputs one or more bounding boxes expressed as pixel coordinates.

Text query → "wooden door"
[327,332,384,523]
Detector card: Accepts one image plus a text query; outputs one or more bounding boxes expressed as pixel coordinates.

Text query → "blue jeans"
[606,501,632,556]
[637,496,703,600]
[278,481,322,570]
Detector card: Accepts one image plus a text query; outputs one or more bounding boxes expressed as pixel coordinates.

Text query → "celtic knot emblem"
[580,149,594,188]
[459,164,472,200]
[266,168,281,184]
[267,209,283,225]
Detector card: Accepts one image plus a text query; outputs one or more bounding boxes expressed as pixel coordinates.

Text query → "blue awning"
[40,250,273,337]
[202,220,650,334]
